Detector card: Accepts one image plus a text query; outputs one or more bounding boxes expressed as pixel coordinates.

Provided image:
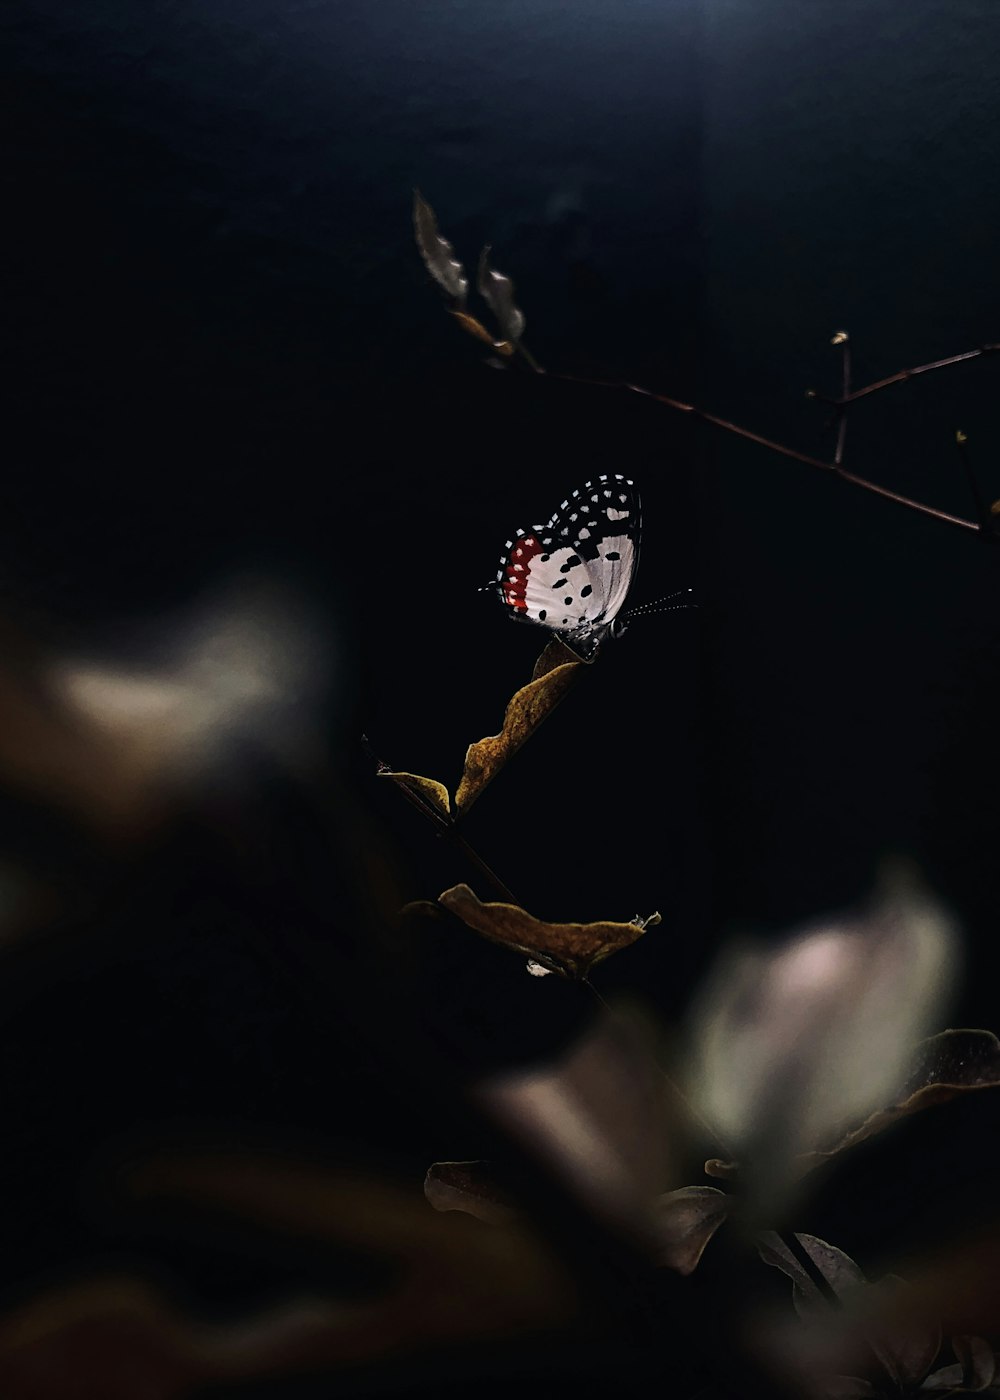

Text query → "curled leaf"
[437,884,649,977]
[378,769,452,821]
[703,1157,739,1180]
[653,1186,730,1275]
[455,648,584,813]
[477,245,526,345]
[424,1161,519,1226]
[413,190,468,306]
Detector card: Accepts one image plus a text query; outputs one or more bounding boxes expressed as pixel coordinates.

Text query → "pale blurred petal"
[478,1008,676,1246]
[688,871,956,1206]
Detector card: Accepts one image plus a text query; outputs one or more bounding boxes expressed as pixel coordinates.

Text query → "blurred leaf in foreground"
[437,883,652,978]
[0,579,325,836]
[413,189,469,306]
[479,1008,677,1246]
[922,1334,1000,1391]
[477,245,526,345]
[688,869,955,1216]
[759,1234,945,1398]
[424,1167,730,1279]
[0,1276,340,1400]
[128,1153,576,1354]
[455,641,584,813]
[652,1186,730,1276]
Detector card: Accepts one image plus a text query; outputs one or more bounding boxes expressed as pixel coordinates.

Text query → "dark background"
[3,0,1000,1387]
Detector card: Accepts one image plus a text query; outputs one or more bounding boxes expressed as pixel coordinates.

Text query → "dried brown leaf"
[450,309,497,345]
[653,1186,730,1275]
[477,245,526,345]
[796,1029,1000,1175]
[455,651,584,813]
[378,769,452,821]
[424,1161,519,1226]
[532,638,583,679]
[437,884,648,977]
[413,190,468,305]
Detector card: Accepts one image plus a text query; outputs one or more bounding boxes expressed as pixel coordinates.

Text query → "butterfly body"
[492,475,641,660]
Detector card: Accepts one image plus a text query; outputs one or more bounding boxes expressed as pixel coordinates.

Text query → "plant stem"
[362,735,520,904]
[834,333,851,468]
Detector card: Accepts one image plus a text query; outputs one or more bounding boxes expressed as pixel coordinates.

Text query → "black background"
[3,0,1000,1386]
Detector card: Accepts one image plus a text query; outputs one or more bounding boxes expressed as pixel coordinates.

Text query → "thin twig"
[515,341,545,374]
[954,430,993,529]
[840,343,999,403]
[832,331,851,468]
[546,371,982,534]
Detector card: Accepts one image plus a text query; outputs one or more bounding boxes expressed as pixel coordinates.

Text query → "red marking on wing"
[501,536,544,612]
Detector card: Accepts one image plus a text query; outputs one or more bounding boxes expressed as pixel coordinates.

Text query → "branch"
[841,343,999,403]
[546,372,983,535]
[414,196,996,538]
[831,330,851,468]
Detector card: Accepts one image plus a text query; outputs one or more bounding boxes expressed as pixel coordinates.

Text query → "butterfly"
[490,474,641,660]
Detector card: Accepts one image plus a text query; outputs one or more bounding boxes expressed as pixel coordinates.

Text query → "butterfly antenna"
[624,588,697,621]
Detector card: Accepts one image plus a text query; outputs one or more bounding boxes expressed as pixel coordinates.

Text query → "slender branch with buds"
[415,193,998,539]
[543,342,998,538]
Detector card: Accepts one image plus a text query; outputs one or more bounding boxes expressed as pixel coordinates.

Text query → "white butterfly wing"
[495,475,641,657]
